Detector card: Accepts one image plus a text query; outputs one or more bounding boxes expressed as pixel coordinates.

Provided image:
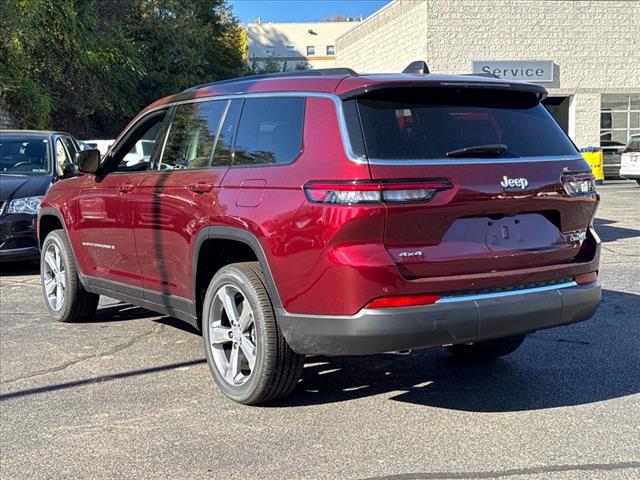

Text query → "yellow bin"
[580,147,604,185]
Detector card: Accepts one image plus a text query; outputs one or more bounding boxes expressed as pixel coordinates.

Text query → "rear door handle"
[118,182,135,193]
[188,182,214,193]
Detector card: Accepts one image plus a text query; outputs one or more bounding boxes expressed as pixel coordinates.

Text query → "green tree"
[123,0,246,108]
[0,0,246,137]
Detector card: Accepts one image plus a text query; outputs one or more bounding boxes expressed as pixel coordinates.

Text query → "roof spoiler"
[339,81,548,101]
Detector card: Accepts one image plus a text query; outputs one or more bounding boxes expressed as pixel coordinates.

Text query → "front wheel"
[445,334,526,361]
[202,262,303,404]
[41,230,99,322]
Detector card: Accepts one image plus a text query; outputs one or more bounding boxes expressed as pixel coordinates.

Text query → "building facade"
[336,0,640,171]
[247,20,360,70]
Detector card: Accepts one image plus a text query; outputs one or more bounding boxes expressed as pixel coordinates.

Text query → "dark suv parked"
[1,130,81,261]
[38,66,601,404]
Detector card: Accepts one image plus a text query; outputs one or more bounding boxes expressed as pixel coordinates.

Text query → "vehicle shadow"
[270,289,640,411]
[91,303,162,323]
[89,302,200,335]
[594,218,640,242]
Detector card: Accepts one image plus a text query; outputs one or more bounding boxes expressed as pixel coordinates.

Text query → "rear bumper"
[620,172,640,180]
[276,281,601,355]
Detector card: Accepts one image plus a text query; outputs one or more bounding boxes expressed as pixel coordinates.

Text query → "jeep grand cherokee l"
[37,66,601,404]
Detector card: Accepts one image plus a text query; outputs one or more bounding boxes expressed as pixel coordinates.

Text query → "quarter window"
[233,98,305,166]
[161,100,226,170]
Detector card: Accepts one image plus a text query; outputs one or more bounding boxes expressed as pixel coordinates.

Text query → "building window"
[326,45,335,56]
[264,45,276,57]
[601,95,640,161]
[306,45,315,56]
[286,45,296,55]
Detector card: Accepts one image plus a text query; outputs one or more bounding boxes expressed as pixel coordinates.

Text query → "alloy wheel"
[43,243,66,311]
[208,284,257,386]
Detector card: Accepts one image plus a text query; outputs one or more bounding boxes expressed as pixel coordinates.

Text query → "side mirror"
[76,149,101,174]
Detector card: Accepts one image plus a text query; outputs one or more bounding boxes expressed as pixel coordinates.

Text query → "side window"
[55,138,72,174]
[113,110,168,172]
[62,136,78,159]
[160,100,226,170]
[211,99,242,167]
[233,97,305,166]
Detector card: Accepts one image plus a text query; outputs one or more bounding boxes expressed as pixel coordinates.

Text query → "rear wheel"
[41,230,99,322]
[202,262,303,404]
[445,334,526,361]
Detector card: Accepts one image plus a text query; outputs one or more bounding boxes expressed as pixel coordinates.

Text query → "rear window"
[351,88,577,160]
[233,97,305,166]
[625,136,640,152]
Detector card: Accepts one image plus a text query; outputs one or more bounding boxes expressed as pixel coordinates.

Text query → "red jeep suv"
[38,66,601,404]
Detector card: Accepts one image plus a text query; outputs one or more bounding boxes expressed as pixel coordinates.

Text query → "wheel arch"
[193,227,283,323]
[38,207,67,248]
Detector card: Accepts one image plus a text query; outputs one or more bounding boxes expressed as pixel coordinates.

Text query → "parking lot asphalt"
[1,180,639,480]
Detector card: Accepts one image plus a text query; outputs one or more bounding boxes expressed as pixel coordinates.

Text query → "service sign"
[472,60,554,82]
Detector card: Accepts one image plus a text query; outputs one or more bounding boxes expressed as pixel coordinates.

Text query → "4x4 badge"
[500,176,529,189]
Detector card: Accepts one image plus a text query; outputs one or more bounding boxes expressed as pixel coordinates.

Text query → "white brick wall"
[336,0,640,147]
[335,1,429,73]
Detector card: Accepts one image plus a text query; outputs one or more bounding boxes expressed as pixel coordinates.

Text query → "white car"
[83,139,113,156]
[122,139,155,167]
[620,134,640,186]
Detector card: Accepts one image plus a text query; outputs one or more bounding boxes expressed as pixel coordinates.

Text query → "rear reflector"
[575,272,597,285]
[366,293,440,309]
[304,180,452,205]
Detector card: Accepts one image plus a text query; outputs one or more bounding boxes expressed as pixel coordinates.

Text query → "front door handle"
[118,182,135,193]
[188,182,214,193]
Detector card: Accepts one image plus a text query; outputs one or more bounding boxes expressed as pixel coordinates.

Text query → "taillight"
[561,172,596,196]
[304,180,452,205]
[366,293,440,309]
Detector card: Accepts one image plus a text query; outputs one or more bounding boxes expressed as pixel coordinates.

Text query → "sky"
[228,0,390,23]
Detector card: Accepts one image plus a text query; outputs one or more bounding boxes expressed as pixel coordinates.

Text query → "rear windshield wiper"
[446,143,508,158]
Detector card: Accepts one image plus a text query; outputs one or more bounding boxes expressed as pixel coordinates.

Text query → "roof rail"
[184,68,358,92]
[402,60,430,75]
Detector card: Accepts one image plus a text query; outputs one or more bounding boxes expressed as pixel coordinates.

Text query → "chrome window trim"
[436,281,578,304]
[112,91,585,169]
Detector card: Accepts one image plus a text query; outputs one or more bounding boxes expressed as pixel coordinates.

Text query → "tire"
[41,230,99,322]
[202,262,303,404]
[445,334,526,361]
